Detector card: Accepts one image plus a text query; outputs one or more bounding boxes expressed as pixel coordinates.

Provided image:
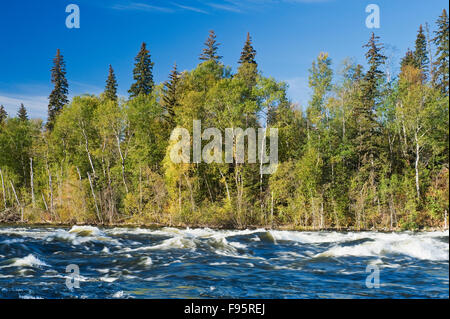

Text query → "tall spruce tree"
[105,65,118,101]
[47,49,69,131]
[433,9,449,94]
[17,103,28,121]
[362,33,386,103]
[199,30,222,62]
[356,33,386,170]
[414,25,429,76]
[238,32,257,65]
[0,105,7,126]
[128,42,154,98]
[237,33,258,88]
[163,63,180,124]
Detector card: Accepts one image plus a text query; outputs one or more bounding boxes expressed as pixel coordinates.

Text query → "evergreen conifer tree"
[0,105,7,126]
[199,30,222,62]
[129,43,154,98]
[401,49,416,69]
[414,25,429,75]
[356,33,386,170]
[163,63,180,124]
[17,103,28,121]
[433,9,449,94]
[105,65,118,101]
[238,32,257,65]
[47,49,69,131]
[237,33,258,88]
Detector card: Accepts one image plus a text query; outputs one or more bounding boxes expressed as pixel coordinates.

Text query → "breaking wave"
[5,254,48,268]
[316,232,449,261]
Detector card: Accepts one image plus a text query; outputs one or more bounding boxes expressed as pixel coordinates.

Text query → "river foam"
[316,233,449,261]
[6,254,48,268]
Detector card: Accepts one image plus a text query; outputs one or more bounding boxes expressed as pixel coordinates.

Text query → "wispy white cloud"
[171,2,210,14]
[111,2,174,13]
[283,0,331,3]
[206,2,242,13]
[202,0,331,14]
[0,93,48,120]
[69,81,104,95]
[111,1,211,14]
[0,80,104,120]
[109,0,329,15]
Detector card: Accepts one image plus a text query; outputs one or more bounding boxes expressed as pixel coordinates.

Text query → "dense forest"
[0,10,448,230]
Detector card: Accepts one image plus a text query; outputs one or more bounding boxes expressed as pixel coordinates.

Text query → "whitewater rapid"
[0,225,448,298]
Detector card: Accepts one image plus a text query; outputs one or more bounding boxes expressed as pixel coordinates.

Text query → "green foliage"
[105,65,118,101]
[1,16,448,230]
[0,105,8,127]
[162,63,181,125]
[47,49,69,131]
[199,30,222,62]
[129,43,155,98]
[414,25,429,74]
[356,33,386,176]
[433,9,449,94]
[238,33,257,65]
[237,32,258,89]
[17,104,28,121]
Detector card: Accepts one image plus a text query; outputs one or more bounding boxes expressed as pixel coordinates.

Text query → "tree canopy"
[0,12,448,230]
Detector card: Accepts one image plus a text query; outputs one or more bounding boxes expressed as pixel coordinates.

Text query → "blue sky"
[0,0,448,119]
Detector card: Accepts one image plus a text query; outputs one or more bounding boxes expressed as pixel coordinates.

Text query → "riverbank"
[0,219,446,233]
[1,206,448,232]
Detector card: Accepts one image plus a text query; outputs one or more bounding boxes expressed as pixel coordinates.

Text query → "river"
[0,225,448,298]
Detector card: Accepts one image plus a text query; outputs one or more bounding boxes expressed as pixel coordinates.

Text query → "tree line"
[0,10,448,230]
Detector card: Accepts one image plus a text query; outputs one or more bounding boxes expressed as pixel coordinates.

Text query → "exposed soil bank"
[0,220,446,232]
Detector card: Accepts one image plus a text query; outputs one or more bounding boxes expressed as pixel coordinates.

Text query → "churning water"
[0,225,448,298]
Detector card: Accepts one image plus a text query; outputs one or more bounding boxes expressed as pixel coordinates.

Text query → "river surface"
[0,225,448,299]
